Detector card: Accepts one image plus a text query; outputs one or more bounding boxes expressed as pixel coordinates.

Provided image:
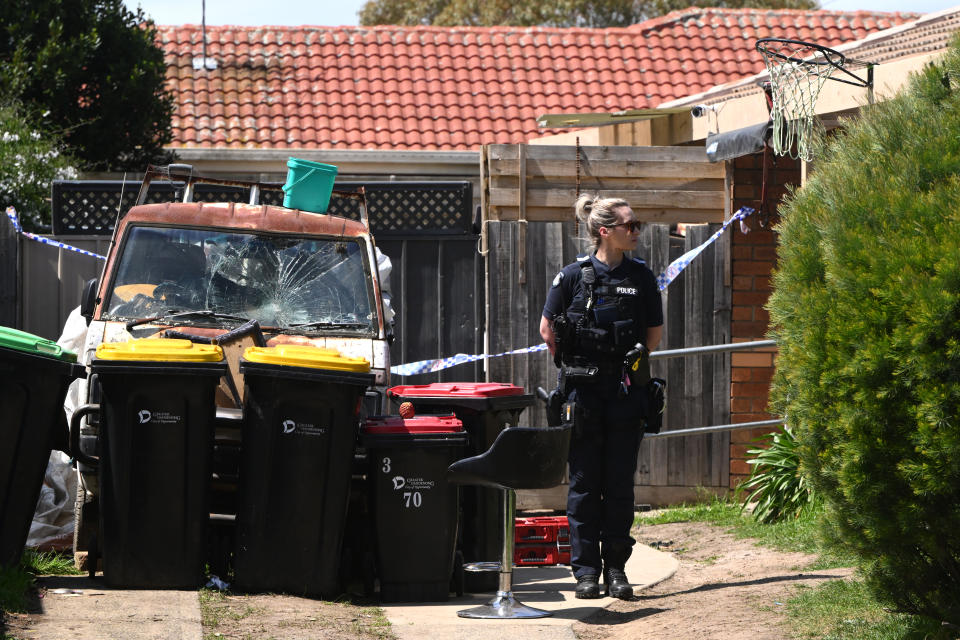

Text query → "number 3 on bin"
[382,457,391,473]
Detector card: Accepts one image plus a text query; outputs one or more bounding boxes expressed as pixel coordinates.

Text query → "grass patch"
[198,588,261,631]
[22,551,81,577]
[787,579,951,640]
[354,605,392,639]
[636,497,854,569]
[1,550,80,614]
[0,564,32,614]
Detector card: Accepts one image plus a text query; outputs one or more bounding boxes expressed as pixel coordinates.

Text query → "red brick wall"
[728,151,801,488]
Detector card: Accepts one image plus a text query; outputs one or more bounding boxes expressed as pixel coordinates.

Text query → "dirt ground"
[574,520,853,640]
[2,519,852,640]
[198,591,393,640]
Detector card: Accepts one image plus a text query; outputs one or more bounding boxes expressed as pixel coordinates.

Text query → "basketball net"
[758,41,836,162]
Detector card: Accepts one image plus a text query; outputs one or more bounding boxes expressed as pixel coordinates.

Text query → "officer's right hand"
[625,343,650,386]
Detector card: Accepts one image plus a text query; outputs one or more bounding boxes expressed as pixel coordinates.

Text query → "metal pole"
[643,339,781,436]
[202,0,207,65]
[645,418,784,439]
[650,339,776,360]
[500,488,515,594]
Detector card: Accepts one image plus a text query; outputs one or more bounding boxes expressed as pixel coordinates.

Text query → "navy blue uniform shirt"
[542,254,663,329]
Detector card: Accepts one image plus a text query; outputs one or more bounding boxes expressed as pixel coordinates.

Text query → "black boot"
[603,568,633,600]
[575,574,601,599]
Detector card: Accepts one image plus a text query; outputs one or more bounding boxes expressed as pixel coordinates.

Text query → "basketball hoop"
[756,38,873,162]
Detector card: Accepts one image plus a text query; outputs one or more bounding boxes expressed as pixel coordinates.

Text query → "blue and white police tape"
[391,343,549,377]
[5,206,106,261]
[391,206,756,376]
[5,201,752,377]
[655,206,754,291]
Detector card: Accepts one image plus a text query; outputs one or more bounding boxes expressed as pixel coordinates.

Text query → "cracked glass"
[103,225,377,336]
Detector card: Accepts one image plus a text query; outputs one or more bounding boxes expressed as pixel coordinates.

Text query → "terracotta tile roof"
[157,8,919,151]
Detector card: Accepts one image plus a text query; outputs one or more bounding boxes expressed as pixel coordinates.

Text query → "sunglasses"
[607,221,642,233]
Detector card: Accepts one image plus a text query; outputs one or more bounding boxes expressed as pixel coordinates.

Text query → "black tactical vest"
[558,257,647,366]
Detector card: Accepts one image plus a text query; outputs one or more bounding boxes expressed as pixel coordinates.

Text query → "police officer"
[539,194,663,600]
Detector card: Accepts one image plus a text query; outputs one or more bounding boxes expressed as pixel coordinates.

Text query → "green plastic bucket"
[282,158,338,213]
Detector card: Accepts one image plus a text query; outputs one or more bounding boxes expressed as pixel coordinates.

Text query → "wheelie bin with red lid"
[0,327,85,567]
[386,382,534,591]
[234,345,374,597]
[82,338,226,588]
[361,414,467,602]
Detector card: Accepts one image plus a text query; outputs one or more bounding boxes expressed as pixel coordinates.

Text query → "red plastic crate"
[515,516,570,544]
[514,543,565,566]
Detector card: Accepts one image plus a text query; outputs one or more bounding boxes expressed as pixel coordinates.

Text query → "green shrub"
[737,425,816,524]
[0,101,77,231]
[768,39,960,625]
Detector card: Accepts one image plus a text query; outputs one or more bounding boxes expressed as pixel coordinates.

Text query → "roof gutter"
[535,106,691,130]
[163,148,482,179]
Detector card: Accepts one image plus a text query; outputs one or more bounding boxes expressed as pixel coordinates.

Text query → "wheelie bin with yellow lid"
[234,344,374,597]
[79,338,226,587]
[0,327,85,567]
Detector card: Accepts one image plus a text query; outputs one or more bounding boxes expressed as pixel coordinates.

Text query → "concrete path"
[14,543,676,640]
[382,542,679,640]
[18,575,202,640]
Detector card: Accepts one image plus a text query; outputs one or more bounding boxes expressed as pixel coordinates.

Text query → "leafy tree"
[768,39,960,625]
[0,102,78,232]
[0,0,174,171]
[359,0,818,28]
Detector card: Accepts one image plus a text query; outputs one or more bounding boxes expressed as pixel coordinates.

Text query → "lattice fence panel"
[52,181,473,235]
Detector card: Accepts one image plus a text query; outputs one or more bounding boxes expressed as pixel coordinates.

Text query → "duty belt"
[561,360,623,378]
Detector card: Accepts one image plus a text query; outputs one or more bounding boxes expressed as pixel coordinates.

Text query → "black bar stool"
[447,424,572,619]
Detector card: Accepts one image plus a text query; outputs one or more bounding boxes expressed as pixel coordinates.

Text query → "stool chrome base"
[457,590,553,619]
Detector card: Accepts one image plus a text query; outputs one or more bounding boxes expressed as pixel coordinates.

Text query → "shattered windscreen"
[103,225,378,336]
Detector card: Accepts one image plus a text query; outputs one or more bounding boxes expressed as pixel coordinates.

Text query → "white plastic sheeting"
[24,307,86,551]
[26,452,77,550]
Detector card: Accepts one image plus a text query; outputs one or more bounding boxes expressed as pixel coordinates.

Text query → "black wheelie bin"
[0,327,84,567]
[361,414,467,602]
[386,383,535,592]
[87,338,226,588]
[234,345,374,597]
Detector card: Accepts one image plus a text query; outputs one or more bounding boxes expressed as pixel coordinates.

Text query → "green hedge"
[768,38,960,625]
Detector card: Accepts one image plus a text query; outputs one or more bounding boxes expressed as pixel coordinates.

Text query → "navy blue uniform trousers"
[567,378,646,578]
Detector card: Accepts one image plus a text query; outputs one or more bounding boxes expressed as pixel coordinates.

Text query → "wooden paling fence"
[481,143,733,507]
[482,143,726,223]
[8,146,738,507]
